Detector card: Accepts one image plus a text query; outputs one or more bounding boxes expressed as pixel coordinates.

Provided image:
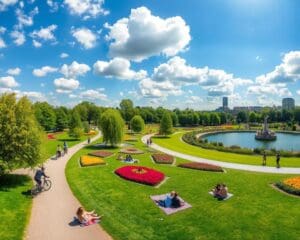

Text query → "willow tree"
[159,112,173,135]
[130,115,145,133]
[99,109,124,146]
[0,93,42,174]
[68,110,83,139]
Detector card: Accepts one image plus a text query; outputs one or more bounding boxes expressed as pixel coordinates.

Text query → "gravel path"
[142,134,300,174]
[19,133,112,240]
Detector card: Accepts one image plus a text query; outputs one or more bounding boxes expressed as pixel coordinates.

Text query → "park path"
[142,134,300,174]
[18,132,112,240]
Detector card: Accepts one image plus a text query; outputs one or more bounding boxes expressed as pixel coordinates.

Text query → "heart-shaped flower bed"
[119,148,144,154]
[115,166,165,186]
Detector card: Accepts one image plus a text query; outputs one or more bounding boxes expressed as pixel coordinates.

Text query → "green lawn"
[153,132,300,167]
[0,174,32,240]
[66,136,300,240]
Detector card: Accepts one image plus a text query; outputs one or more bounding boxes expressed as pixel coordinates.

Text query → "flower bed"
[276,176,300,196]
[80,155,106,167]
[119,148,144,154]
[89,150,113,158]
[85,130,96,135]
[47,133,55,140]
[178,162,223,172]
[152,154,174,164]
[115,166,165,186]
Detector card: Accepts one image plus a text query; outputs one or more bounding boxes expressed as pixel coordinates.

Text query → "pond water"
[202,132,300,151]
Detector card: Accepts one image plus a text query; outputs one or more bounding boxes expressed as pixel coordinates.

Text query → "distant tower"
[282,98,295,110]
[223,97,228,110]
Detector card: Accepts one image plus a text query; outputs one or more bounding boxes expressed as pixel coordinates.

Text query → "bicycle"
[31,177,52,197]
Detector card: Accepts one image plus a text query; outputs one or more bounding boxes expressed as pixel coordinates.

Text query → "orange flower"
[283,176,300,190]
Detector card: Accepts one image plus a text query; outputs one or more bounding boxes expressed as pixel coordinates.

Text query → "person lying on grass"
[155,191,184,208]
[76,207,102,224]
[212,183,228,200]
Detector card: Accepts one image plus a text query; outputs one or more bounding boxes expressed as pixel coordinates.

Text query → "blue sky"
[0,0,299,110]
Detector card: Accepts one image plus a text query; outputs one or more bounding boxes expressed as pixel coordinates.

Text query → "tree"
[55,107,69,131]
[69,110,83,139]
[99,109,124,146]
[34,102,56,131]
[237,111,247,124]
[159,112,173,135]
[0,94,42,174]
[130,115,145,133]
[249,112,257,123]
[119,99,134,123]
[210,113,221,125]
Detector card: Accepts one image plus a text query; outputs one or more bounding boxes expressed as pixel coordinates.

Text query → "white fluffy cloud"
[93,58,147,80]
[0,0,18,11]
[47,0,59,12]
[79,89,107,100]
[16,7,39,29]
[105,6,191,61]
[33,66,58,77]
[10,30,25,45]
[297,90,300,95]
[139,78,182,98]
[19,91,46,101]
[257,51,300,84]
[71,27,97,49]
[64,0,109,18]
[0,76,19,88]
[0,26,6,48]
[60,61,90,78]
[247,84,292,97]
[7,67,21,75]
[30,25,57,46]
[54,78,79,93]
[60,52,69,58]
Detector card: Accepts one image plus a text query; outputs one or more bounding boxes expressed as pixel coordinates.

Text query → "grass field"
[0,174,32,240]
[153,131,300,167]
[66,135,300,240]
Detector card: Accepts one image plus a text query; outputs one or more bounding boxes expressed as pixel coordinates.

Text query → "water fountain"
[255,116,277,141]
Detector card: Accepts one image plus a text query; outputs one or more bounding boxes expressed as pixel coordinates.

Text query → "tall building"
[282,98,295,110]
[223,97,228,109]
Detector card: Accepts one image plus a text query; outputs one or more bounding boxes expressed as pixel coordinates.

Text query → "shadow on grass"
[152,135,171,139]
[58,138,79,142]
[84,144,119,151]
[0,174,31,192]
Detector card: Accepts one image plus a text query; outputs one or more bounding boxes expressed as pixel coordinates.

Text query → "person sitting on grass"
[212,183,228,200]
[125,154,133,162]
[76,207,102,225]
[155,191,183,208]
[171,192,184,208]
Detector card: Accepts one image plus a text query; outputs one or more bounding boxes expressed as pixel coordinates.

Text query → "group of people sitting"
[155,190,184,208]
[212,183,228,200]
[124,154,133,162]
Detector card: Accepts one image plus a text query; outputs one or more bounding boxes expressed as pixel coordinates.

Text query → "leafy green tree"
[99,109,124,146]
[130,115,145,133]
[120,99,135,123]
[73,102,88,122]
[249,112,257,123]
[159,112,173,135]
[237,111,247,123]
[171,112,179,126]
[0,94,42,174]
[55,107,69,131]
[69,110,83,139]
[34,102,56,131]
[210,113,221,125]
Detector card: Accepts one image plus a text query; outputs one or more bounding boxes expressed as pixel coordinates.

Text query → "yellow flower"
[80,155,105,167]
[283,176,300,190]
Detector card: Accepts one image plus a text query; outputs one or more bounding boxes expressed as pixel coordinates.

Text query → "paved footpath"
[142,134,300,174]
[16,133,112,240]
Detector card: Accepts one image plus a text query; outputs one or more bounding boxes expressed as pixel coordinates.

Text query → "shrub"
[178,162,223,172]
[80,155,106,167]
[152,154,174,164]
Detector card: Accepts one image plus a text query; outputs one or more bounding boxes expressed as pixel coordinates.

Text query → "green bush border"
[275,182,300,196]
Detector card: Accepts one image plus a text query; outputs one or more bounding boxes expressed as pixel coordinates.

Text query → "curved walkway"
[142,134,300,174]
[21,133,112,240]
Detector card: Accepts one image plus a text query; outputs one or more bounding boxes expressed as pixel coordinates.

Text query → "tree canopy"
[68,110,83,139]
[130,115,145,133]
[159,112,173,135]
[99,109,124,146]
[0,94,42,174]
[34,102,56,131]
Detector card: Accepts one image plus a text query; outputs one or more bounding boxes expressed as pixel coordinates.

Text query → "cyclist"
[34,166,49,191]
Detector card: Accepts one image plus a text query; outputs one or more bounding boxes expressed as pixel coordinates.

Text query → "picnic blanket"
[122,159,138,164]
[150,194,192,215]
[209,191,233,201]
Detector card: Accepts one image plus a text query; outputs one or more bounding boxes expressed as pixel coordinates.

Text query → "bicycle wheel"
[43,179,52,191]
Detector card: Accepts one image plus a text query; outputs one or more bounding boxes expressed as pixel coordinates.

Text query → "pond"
[202,132,300,152]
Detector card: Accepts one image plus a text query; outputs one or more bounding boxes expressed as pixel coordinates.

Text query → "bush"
[276,176,300,196]
[69,127,83,139]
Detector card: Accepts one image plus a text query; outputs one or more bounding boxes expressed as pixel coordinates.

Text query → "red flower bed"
[115,166,165,186]
[178,162,223,172]
[152,154,174,164]
[47,133,55,140]
[89,151,113,158]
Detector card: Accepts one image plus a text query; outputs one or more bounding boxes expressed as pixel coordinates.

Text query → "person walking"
[276,151,280,168]
[87,137,91,144]
[63,141,68,155]
[262,151,267,166]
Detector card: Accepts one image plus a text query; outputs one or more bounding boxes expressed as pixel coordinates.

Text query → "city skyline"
[0,0,300,110]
